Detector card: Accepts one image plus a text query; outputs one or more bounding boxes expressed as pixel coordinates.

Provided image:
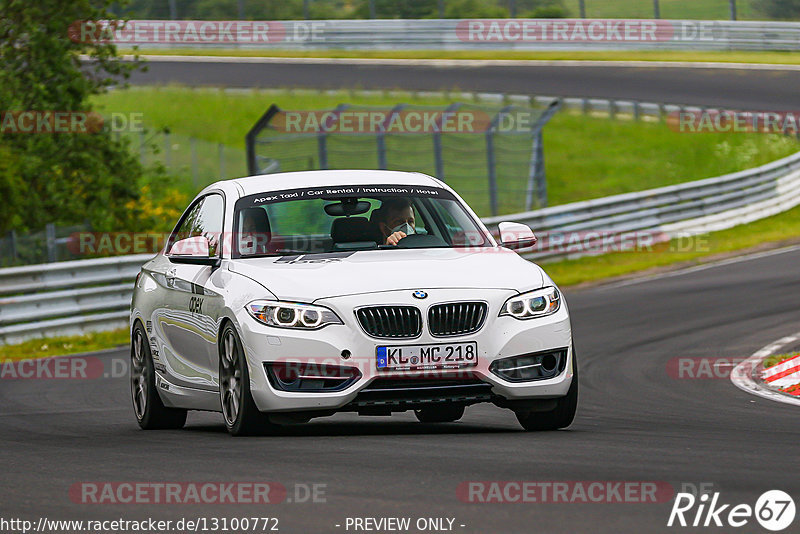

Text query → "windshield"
[232,184,489,258]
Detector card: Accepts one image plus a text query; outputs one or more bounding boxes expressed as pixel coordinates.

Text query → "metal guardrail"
[130,19,800,51]
[484,149,800,261]
[0,255,152,344]
[3,148,800,345]
[3,87,800,344]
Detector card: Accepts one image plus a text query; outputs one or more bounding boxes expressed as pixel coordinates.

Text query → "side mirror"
[167,236,221,267]
[498,222,537,250]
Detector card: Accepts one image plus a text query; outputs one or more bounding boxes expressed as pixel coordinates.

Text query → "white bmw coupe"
[130,170,577,435]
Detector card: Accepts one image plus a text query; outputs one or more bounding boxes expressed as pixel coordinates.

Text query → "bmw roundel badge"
[413,290,428,299]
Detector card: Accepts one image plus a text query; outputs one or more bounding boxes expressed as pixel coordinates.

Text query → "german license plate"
[376,342,478,370]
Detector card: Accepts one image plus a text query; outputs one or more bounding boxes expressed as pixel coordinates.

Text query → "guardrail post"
[45,223,57,263]
[582,98,590,115]
[653,0,660,18]
[579,0,586,18]
[730,0,737,20]
[609,100,617,120]
[633,101,641,122]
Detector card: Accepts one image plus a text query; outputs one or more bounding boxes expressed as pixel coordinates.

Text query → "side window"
[170,194,225,256]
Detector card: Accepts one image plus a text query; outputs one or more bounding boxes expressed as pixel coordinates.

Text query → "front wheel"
[130,322,187,430]
[414,404,465,423]
[515,348,578,431]
[219,323,276,436]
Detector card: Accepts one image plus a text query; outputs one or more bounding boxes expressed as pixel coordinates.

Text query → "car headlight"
[247,301,343,330]
[499,287,561,319]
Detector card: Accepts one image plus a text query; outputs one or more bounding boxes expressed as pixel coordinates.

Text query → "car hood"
[228,248,544,302]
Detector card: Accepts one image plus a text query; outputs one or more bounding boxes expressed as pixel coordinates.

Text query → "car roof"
[203,169,446,198]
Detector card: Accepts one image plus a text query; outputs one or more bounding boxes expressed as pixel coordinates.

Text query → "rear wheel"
[414,404,465,423]
[130,323,187,430]
[219,323,276,436]
[515,348,578,431]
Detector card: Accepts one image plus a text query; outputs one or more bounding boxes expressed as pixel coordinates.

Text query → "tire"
[219,323,277,436]
[414,404,465,423]
[130,322,187,430]
[515,347,578,431]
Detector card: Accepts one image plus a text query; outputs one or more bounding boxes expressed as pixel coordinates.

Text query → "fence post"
[8,230,18,264]
[191,137,198,187]
[525,100,561,210]
[376,104,405,170]
[45,223,57,263]
[485,129,498,217]
[432,133,444,181]
[317,134,329,169]
[432,102,461,182]
[485,105,514,217]
[219,143,226,179]
[534,133,547,209]
[164,132,171,169]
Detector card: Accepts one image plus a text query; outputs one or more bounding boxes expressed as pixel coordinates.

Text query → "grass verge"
[122,48,800,66]
[764,352,800,369]
[93,86,800,216]
[0,329,129,361]
[544,204,800,287]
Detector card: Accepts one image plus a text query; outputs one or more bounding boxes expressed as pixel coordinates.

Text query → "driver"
[374,198,416,246]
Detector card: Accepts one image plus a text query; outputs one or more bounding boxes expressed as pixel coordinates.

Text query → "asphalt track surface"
[4,59,799,533]
[127,57,800,110]
[2,247,800,533]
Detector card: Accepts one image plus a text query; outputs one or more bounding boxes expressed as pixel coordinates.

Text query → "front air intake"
[356,306,422,339]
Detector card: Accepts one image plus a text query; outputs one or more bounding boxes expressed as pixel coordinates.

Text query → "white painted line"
[86,54,800,72]
[730,332,800,407]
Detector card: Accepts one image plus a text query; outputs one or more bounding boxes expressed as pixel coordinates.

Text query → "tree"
[0,0,146,234]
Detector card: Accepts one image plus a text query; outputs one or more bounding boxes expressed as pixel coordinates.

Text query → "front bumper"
[236,288,574,413]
